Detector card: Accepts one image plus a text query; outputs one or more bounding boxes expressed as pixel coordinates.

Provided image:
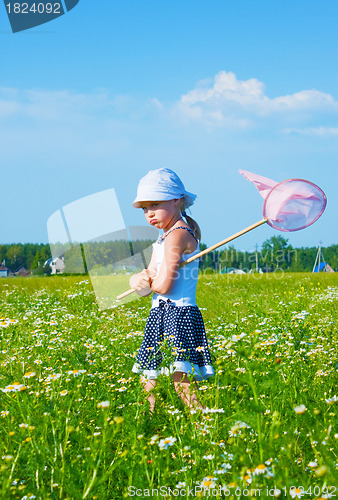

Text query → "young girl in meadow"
[129,168,214,414]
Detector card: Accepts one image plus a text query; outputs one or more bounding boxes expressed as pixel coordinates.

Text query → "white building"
[44,257,65,275]
[0,263,11,277]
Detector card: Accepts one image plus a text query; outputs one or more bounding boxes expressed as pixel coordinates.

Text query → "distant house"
[13,266,31,277]
[0,263,11,277]
[44,257,65,275]
[228,268,246,274]
[313,246,334,273]
[313,262,334,273]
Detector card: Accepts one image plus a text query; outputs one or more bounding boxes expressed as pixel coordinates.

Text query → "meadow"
[0,273,337,499]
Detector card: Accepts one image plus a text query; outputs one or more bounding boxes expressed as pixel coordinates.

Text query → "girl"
[129,168,214,414]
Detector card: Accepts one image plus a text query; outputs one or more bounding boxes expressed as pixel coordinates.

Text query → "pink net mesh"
[239,169,278,198]
[239,170,327,232]
[263,179,327,231]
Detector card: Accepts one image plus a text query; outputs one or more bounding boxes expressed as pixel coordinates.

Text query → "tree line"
[0,236,337,275]
[199,236,338,273]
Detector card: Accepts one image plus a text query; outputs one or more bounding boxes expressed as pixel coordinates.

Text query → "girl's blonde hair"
[180,201,201,241]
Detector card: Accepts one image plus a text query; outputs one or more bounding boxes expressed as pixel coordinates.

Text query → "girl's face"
[139,199,181,231]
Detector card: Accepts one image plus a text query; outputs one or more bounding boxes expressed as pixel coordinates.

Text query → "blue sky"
[1,0,337,252]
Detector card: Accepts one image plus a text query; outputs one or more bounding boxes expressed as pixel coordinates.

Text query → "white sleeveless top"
[151,227,200,308]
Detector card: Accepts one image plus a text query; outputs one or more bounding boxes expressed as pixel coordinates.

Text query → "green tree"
[260,236,293,270]
[6,244,24,271]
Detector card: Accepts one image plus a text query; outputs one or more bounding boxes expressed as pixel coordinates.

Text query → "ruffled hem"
[132,361,214,381]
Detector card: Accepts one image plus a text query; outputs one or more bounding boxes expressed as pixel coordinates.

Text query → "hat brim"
[133,192,196,209]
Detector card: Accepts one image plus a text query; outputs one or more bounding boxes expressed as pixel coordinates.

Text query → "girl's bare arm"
[150,230,195,295]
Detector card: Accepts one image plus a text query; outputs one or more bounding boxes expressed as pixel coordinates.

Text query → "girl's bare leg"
[173,371,205,411]
[140,376,156,414]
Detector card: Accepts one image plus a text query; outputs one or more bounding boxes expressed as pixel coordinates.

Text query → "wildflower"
[168,408,181,415]
[113,416,124,424]
[231,333,246,342]
[308,460,318,468]
[200,476,217,488]
[254,464,267,475]
[45,373,62,383]
[243,473,252,484]
[0,318,18,328]
[117,386,127,392]
[203,454,215,460]
[60,390,68,396]
[158,436,177,450]
[1,411,9,417]
[214,469,227,474]
[229,427,241,437]
[97,401,110,408]
[68,370,86,377]
[290,487,303,498]
[235,367,246,373]
[23,372,36,378]
[203,407,225,414]
[229,422,245,436]
[2,383,26,393]
[325,395,338,404]
[294,404,307,414]
[149,434,159,445]
[176,482,186,488]
[219,463,232,470]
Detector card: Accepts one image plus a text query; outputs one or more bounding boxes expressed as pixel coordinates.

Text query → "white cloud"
[181,71,266,107]
[0,87,135,164]
[149,97,164,110]
[0,87,116,122]
[175,71,338,126]
[284,126,338,136]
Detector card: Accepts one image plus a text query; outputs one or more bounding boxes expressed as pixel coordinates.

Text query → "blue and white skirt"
[132,299,215,381]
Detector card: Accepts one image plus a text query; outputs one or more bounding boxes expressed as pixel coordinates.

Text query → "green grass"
[0,273,337,499]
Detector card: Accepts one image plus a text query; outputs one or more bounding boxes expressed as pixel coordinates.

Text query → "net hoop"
[263,178,327,232]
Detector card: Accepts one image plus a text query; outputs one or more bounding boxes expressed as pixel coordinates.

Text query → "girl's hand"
[129,270,152,297]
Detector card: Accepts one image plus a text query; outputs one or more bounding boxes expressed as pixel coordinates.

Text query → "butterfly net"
[263,179,327,232]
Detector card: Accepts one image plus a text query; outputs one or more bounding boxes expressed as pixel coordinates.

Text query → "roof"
[313,262,334,272]
[14,266,30,276]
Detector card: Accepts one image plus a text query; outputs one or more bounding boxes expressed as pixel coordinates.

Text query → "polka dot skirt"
[132,299,214,381]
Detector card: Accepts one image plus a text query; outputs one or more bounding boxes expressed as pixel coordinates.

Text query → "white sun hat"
[132,168,196,209]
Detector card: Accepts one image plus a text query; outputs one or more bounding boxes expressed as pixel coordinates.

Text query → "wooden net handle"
[116,218,267,300]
